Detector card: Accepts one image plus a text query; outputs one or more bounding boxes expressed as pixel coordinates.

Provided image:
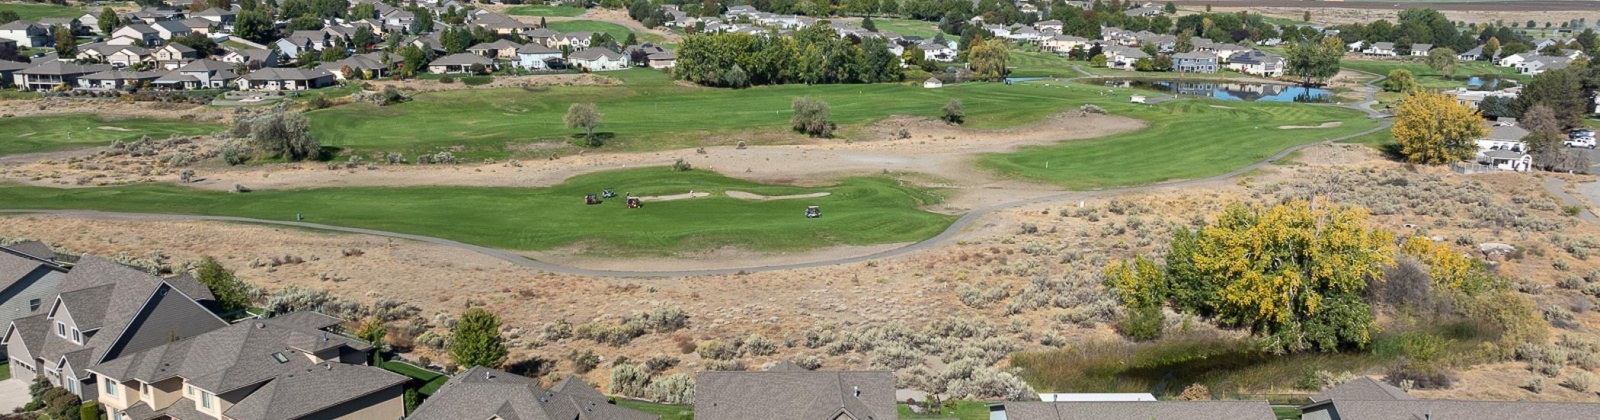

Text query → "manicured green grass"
[545,20,663,44]
[1274,406,1302,420]
[0,167,954,255]
[0,114,224,156]
[1341,59,1525,90]
[897,401,991,420]
[309,68,1106,159]
[1008,48,1081,78]
[0,3,86,20]
[979,90,1381,189]
[870,18,948,39]
[615,400,693,420]
[505,4,587,17]
[381,360,449,395]
[0,361,10,381]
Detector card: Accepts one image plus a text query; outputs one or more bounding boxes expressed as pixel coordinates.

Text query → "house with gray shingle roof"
[236,67,336,90]
[427,52,495,74]
[13,61,112,91]
[695,367,895,420]
[568,47,626,71]
[0,244,66,357]
[413,367,660,420]
[0,21,53,48]
[1310,377,1415,403]
[995,401,1276,420]
[1,255,227,400]
[1300,376,1600,419]
[88,311,406,420]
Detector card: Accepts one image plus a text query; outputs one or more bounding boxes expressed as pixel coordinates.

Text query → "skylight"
[272,352,289,363]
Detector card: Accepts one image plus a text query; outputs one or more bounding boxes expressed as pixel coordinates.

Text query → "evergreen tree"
[449,308,508,369]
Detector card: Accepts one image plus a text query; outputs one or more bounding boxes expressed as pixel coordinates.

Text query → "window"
[71,329,80,344]
[201,392,213,409]
[28,299,40,312]
[271,352,288,363]
[186,385,193,396]
[103,379,116,396]
[55,322,65,337]
[141,383,149,396]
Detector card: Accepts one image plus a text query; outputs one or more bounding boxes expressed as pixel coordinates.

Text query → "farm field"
[0,3,85,20]
[0,167,954,255]
[979,97,1381,189]
[504,4,586,17]
[0,114,224,156]
[544,20,664,44]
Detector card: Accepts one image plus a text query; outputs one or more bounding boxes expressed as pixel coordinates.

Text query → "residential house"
[1497,52,1529,67]
[0,21,52,48]
[1018,3,1039,14]
[997,401,1273,419]
[1476,124,1533,171]
[153,43,196,69]
[1362,42,1397,57]
[515,43,561,70]
[12,61,111,91]
[1227,50,1285,77]
[380,9,415,31]
[1515,56,1571,75]
[77,44,150,68]
[1444,87,1517,109]
[466,39,521,59]
[622,43,667,65]
[647,51,675,69]
[177,17,214,35]
[468,12,532,35]
[412,367,659,420]
[151,20,192,41]
[1042,35,1089,54]
[219,48,280,70]
[695,365,894,420]
[1173,51,1218,73]
[550,32,594,50]
[276,30,329,58]
[37,17,81,36]
[76,69,162,89]
[317,53,388,80]
[1105,45,1150,70]
[193,7,236,29]
[236,67,335,90]
[0,59,28,88]
[89,312,407,420]
[154,59,238,89]
[524,28,559,47]
[983,24,1012,38]
[920,42,955,62]
[110,24,163,46]
[1300,377,1600,419]
[0,255,226,398]
[1346,40,1365,52]
[1533,38,1560,51]
[427,53,494,74]
[77,12,103,35]
[0,244,66,353]
[568,48,626,71]
[1036,19,1063,33]
[1409,43,1432,56]
[1459,45,1486,61]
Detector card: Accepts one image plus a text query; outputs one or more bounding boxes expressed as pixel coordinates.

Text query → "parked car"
[1565,136,1596,149]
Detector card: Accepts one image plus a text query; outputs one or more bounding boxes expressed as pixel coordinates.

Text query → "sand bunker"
[637,191,711,201]
[726,191,832,201]
[97,126,133,131]
[1279,122,1343,129]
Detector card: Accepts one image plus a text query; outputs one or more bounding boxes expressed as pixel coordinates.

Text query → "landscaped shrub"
[1116,304,1166,342]
[611,363,650,398]
[645,373,694,404]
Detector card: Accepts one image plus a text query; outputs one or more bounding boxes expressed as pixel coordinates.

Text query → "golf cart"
[602,188,617,198]
[805,206,821,218]
[585,194,603,205]
[626,196,643,208]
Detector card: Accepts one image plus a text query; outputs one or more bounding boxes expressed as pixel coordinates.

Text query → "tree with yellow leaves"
[1400,236,1493,293]
[1104,255,1167,308]
[1393,90,1489,165]
[1174,199,1395,352]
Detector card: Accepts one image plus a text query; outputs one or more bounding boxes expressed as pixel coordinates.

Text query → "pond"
[1465,75,1519,90]
[1089,78,1333,102]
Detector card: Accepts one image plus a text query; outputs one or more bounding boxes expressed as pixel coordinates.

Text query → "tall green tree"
[449,308,508,369]
[234,10,275,43]
[1383,68,1419,92]
[97,7,118,35]
[1425,47,1456,76]
[1284,35,1343,86]
[195,256,253,315]
[967,36,1009,81]
[53,25,76,57]
[1518,68,1587,129]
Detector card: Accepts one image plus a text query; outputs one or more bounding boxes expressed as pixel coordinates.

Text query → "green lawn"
[0,167,954,255]
[979,92,1381,189]
[1008,48,1081,78]
[505,4,587,17]
[870,18,948,39]
[545,20,663,44]
[310,68,1104,159]
[1341,59,1525,90]
[0,114,224,156]
[615,400,693,420]
[0,3,86,20]
[898,401,991,420]
[380,361,449,395]
[0,361,9,381]
[1274,406,1302,420]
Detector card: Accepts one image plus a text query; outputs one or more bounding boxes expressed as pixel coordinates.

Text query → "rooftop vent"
[853,386,860,398]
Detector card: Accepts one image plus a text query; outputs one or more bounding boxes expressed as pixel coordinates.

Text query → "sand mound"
[726,191,832,201]
[637,191,711,201]
[1279,122,1343,129]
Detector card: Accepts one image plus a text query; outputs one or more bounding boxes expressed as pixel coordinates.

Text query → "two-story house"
[1227,50,1285,77]
[1173,51,1218,73]
[89,312,407,420]
[412,367,659,419]
[218,48,281,70]
[0,21,52,48]
[154,59,238,89]
[153,44,196,69]
[1,255,227,399]
[109,24,163,47]
[0,243,67,361]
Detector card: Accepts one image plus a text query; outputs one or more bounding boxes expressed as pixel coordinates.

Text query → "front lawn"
[380,361,449,395]
[898,400,991,420]
[505,4,586,16]
[615,400,693,420]
[0,114,225,156]
[0,167,955,255]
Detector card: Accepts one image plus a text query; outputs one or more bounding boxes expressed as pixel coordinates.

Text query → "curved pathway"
[0,76,1394,277]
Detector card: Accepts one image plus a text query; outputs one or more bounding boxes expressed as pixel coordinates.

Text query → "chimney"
[853,386,860,398]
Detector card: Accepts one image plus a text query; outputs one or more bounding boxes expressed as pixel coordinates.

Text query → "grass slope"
[504,4,586,17]
[544,20,663,44]
[615,400,692,420]
[0,114,224,156]
[979,98,1380,189]
[0,168,953,254]
[309,69,1098,158]
[0,3,85,20]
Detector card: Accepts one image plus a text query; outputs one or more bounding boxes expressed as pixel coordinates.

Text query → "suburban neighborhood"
[4,0,1600,418]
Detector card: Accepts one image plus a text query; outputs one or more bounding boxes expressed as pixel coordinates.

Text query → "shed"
[923,77,942,88]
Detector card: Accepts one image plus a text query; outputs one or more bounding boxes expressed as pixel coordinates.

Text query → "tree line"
[673,25,903,87]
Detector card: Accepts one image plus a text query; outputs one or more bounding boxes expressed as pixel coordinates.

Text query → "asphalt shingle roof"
[1310,377,1417,403]
[412,367,659,420]
[1307,399,1600,419]
[1001,401,1277,420]
[222,361,406,420]
[696,369,895,420]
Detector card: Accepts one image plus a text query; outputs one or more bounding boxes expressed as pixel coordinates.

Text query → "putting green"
[0,168,953,255]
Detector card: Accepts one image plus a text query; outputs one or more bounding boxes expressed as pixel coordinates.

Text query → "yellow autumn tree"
[1400,236,1489,293]
[1104,255,1166,308]
[1393,90,1489,165]
[1181,199,1396,352]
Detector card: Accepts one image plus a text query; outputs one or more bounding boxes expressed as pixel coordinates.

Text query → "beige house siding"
[298,385,405,420]
[6,338,35,383]
[100,376,138,410]
[142,377,183,410]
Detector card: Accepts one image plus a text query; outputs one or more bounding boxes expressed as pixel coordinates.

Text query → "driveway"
[0,379,31,412]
